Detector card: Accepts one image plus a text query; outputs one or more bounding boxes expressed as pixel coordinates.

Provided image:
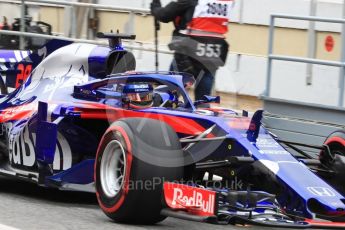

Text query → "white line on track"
[0,223,20,230]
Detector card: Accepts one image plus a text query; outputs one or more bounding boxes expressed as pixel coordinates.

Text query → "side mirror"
[194,95,220,106]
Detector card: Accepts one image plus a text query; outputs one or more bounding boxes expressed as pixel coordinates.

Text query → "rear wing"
[0,39,72,94]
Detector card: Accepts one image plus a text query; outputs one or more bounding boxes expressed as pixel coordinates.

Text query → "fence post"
[71,5,77,38]
[20,0,26,50]
[124,11,135,52]
[239,0,244,24]
[306,0,317,86]
[338,0,345,107]
[265,15,275,97]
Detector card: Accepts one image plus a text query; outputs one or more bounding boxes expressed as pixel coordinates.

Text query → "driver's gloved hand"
[166,100,178,109]
[153,93,163,107]
[150,0,162,14]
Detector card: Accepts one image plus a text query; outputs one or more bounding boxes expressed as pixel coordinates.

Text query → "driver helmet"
[123,83,154,109]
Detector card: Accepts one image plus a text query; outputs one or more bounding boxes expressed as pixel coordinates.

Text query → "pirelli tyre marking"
[9,127,72,170]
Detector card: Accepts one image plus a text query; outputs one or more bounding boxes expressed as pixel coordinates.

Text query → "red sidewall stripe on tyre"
[95,125,133,213]
[325,136,345,146]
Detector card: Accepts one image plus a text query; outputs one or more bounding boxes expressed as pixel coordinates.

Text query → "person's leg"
[194,69,214,101]
[170,55,178,72]
[171,53,195,73]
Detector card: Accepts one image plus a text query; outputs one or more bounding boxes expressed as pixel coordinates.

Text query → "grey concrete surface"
[0,176,294,230]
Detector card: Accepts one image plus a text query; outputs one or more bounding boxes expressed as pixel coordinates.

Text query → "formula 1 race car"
[1,33,345,229]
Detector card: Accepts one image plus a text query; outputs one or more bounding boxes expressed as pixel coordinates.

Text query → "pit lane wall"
[0,0,344,107]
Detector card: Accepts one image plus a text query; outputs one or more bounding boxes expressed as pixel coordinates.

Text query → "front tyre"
[95,118,184,224]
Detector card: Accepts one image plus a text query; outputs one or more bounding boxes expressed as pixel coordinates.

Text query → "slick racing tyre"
[320,130,345,167]
[95,118,184,224]
[320,130,345,193]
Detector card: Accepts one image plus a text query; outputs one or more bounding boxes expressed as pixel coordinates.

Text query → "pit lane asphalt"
[0,176,315,230]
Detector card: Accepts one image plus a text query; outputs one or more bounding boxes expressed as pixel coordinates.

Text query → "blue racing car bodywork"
[1,34,345,228]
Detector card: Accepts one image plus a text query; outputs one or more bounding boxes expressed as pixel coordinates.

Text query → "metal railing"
[0,0,150,48]
[0,30,174,54]
[0,0,150,14]
[265,14,345,107]
[0,0,264,64]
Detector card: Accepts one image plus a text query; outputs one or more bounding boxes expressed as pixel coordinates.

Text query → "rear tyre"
[95,118,184,224]
[320,130,345,193]
[320,130,345,166]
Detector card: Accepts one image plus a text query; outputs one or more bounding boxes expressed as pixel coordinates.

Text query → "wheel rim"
[100,140,126,198]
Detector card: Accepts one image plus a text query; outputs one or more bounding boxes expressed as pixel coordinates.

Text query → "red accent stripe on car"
[76,106,207,136]
[0,103,37,122]
[305,219,345,227]
[227,117,252,130]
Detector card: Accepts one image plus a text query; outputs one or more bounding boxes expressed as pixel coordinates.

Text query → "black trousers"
[170,53,217,101]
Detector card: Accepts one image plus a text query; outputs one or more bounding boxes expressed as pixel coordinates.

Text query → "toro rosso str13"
[0,33,345,228]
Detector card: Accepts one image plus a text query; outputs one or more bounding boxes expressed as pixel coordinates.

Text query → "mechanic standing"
[151,0,234,101]
[0,16,11,49]
[0,16,10,30]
